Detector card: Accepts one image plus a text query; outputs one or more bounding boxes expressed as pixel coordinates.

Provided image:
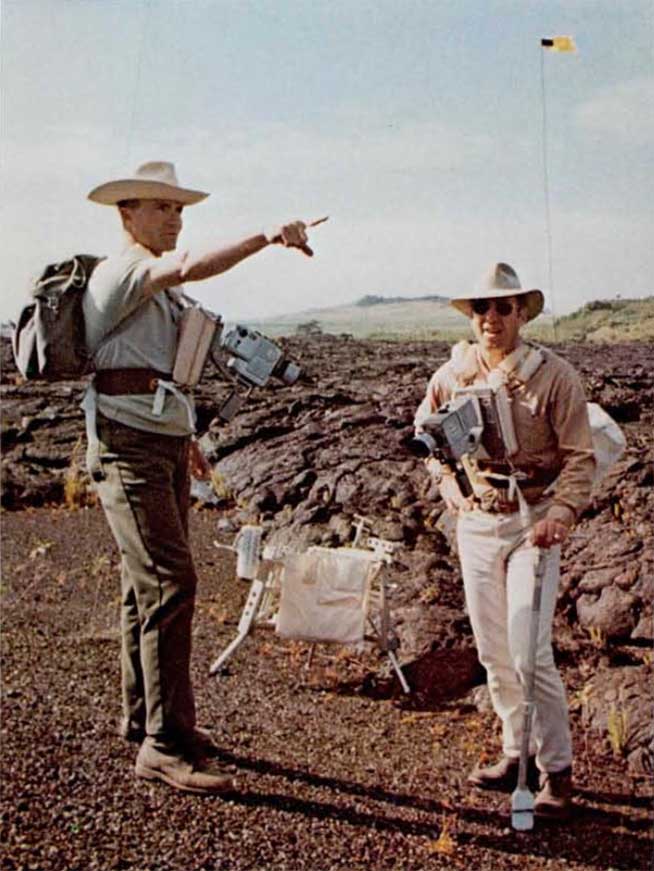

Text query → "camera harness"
[448,339,547,525]
[81,288,200,458]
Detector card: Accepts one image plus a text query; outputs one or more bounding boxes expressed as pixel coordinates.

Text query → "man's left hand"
[189,439,212,480]
[530,505,575,548]
[530,518,570,548]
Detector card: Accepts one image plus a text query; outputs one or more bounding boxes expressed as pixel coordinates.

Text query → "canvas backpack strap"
[449,340,480,387]
[499,342,546,387]
[173,287,199,307]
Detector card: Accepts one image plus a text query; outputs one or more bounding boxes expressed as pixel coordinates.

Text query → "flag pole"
[540,45,558,343]
[539,36,576,343]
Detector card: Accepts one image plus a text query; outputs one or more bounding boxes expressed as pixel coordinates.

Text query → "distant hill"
[355,293,448,307]
[247,294,654,342]
[247,295,466,339]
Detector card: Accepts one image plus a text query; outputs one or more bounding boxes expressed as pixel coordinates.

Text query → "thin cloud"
[576,77,654,145]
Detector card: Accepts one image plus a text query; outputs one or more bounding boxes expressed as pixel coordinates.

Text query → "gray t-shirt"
[83,242,194,436]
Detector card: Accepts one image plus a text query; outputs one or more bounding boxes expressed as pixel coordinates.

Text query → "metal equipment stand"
[209,520,410,693]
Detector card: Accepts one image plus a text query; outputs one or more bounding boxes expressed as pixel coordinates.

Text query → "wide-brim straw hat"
[88,161,209,206]
[450,262,544,322]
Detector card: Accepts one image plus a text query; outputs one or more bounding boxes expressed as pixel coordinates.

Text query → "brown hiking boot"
[119,719,219,755]
[468,756,539,793]
[135,742,237,795]
[534,767,573,821]
[180,727,220,758]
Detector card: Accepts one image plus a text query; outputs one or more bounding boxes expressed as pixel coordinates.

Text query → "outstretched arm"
[141,220,311,296]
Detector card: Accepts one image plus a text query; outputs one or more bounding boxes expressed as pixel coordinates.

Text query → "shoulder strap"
[449,340,479,386]
[499,342,545,386]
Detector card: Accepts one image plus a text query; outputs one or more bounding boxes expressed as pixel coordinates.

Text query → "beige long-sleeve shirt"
[415,341,596,519]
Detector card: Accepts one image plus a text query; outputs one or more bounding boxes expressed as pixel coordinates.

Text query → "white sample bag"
[276,546,378,644]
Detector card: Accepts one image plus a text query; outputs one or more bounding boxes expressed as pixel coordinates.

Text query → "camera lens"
[408,434,436,458]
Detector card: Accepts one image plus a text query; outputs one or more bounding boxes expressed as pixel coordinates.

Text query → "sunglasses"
[471,298,516,317]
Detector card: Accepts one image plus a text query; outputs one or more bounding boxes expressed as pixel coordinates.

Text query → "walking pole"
[511,548,547,831]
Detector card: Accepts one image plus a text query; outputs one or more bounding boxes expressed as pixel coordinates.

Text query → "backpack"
[586,401,626,485]
[12,255,104,381]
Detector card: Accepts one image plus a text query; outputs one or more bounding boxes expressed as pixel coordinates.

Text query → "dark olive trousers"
[88,413,197,750]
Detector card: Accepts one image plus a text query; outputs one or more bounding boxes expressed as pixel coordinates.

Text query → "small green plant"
[571,680,594,716]
[64,437,89,509]
[588,625,606,649]
[29,539,54,560]
[426,817,456,856]
[607,703,629,757]
[90,554,111,577]
[418,584,439,605]
[210,469,233,502]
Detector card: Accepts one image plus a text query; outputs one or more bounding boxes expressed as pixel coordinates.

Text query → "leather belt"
[479,466,558,489]
[477,490,549,515]
[95,368,173,395]
[484,500,520,514]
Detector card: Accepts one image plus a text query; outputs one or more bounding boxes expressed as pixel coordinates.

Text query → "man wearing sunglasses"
[415,262,595,821]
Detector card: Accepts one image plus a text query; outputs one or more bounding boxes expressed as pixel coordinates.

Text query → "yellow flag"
[541,36,577,53]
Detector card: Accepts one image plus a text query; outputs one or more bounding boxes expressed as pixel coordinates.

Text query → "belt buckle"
[492,491,517,514]
[148,377,159,391]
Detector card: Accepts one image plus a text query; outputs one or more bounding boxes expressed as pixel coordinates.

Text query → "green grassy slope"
[527,298,654,343]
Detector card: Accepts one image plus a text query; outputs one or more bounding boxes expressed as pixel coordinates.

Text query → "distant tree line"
[355,293,448,307]
[296,319,323,335]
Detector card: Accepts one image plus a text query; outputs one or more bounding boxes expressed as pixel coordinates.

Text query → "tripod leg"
[387,650,411,694]
[305,643,317,671]
[209,579,265,675]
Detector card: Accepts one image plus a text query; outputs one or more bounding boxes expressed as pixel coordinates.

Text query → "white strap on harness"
[473,464,534,527]
[498,343,545,385]
[81,383,99,454]
[152,379,196,432]
[82,288,197,444]
[451,341,545,388]
[492,343,545,525]
[81,379,196,453]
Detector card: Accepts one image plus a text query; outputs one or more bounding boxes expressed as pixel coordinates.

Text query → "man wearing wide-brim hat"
[83,161,318,795]
[415,262,596,821]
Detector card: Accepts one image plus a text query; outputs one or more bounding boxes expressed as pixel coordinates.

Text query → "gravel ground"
[1,507,652,871]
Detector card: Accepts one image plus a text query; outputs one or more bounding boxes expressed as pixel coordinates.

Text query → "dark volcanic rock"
[582,664,654,775]
[2,335,653,767]
[576,586,640,640]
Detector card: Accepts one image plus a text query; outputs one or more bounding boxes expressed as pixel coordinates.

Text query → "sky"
[1,0,652,326]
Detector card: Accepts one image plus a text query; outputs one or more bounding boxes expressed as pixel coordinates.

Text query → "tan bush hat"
[450,262,544,321]
[88,161,209,206]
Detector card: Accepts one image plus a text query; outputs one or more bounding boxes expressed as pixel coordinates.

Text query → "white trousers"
[457,506,572,773]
